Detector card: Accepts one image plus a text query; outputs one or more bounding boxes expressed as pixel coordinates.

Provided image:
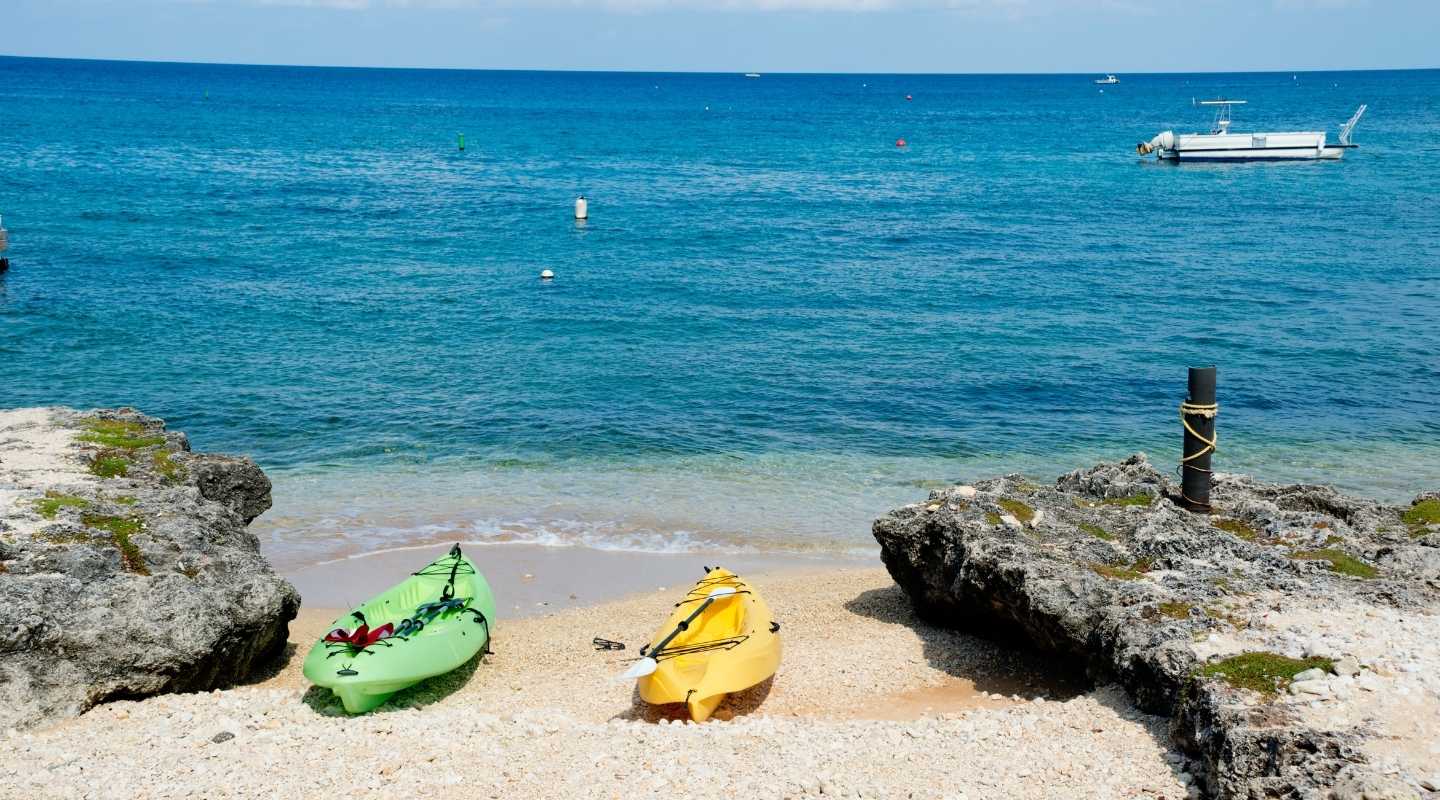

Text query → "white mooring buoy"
[574,195,588,221]
[540,269,554,281]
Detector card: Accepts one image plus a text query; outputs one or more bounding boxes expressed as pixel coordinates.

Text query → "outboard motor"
[1137,130,1175,156]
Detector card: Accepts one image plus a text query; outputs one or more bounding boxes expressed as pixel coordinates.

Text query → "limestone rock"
[874,453,1438,800]
[0,407,299,729]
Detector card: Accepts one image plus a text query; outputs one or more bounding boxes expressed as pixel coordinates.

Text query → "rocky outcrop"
[875,454,1440,800]
[0,407,299,730]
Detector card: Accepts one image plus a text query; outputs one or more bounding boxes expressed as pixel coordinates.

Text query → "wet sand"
[281,541,871,615]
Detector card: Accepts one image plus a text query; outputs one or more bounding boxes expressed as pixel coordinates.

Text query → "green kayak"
[301,544,495,714]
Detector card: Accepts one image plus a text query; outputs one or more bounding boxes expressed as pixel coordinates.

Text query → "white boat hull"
[1159,146,1351,162]
[1146,130,1352,162]
[1139,102,1364,163]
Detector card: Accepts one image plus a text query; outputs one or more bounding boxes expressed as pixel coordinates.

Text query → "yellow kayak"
[634,567,781,721]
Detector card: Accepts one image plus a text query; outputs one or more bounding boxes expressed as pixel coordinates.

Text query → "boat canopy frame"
[1196,99,1247,135]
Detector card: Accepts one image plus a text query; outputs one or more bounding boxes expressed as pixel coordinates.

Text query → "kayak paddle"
[620,586,737,679]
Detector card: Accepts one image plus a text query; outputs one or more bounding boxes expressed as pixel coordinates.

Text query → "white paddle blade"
[707,586,738,599]
[619,657,658,680]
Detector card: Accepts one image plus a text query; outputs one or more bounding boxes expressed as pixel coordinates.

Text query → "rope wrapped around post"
[1179,366,1218,512]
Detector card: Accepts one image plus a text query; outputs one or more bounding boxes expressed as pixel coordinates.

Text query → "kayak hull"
[637,567,781,721]
[301,546,495,714]
[329,683,405,715]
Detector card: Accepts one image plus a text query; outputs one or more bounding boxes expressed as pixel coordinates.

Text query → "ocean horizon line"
[3,52,1438,77]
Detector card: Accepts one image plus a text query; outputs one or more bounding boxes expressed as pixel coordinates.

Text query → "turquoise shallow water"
[2,58,1438,567]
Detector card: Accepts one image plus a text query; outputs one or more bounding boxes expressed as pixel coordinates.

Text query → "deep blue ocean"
[2,57,1437,567]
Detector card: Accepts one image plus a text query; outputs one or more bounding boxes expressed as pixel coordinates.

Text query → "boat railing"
[1339,104,1368,146]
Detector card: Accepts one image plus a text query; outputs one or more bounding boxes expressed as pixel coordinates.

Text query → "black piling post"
[1180,366,1217,512]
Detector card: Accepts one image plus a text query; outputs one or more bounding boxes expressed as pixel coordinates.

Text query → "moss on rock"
[1197,652,1333,696]
[34,491,90,519]
[1204,606,1250,630]
[152,450,185,484]
[89,452,130,479]
[1404,498,1440,536]
[1090,561,1149,581]
[1213,518,1259,541]
[82,514,149,575]
[997,498,1035,524]
[77,419,166,450]
[38,528,96,545]
[1078,522,1114,541]
[1158,601,1193,620]
[1289,548,1378,580]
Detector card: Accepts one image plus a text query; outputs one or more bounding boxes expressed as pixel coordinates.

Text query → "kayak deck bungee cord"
[628,566,782,721]
[301,544,495,714]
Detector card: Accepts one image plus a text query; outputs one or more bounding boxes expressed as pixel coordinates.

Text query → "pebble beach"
[7,568,1190,799]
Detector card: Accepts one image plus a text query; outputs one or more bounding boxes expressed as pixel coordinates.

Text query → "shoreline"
[248,441,1440,575]
[278,540,872,615]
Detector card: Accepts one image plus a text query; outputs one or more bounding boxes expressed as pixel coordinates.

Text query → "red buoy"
[896,138,907,147]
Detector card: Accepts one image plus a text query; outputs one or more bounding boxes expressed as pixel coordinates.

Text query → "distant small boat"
[1095,74,1120,85]
[744,73,761,78]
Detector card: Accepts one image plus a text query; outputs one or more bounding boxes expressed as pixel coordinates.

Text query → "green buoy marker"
[458,133,465,151]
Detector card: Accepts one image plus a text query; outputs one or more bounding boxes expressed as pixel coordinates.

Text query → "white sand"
[6,567,1190,799]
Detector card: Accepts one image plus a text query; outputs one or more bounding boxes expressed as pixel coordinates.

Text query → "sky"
[1,0,1437,73]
